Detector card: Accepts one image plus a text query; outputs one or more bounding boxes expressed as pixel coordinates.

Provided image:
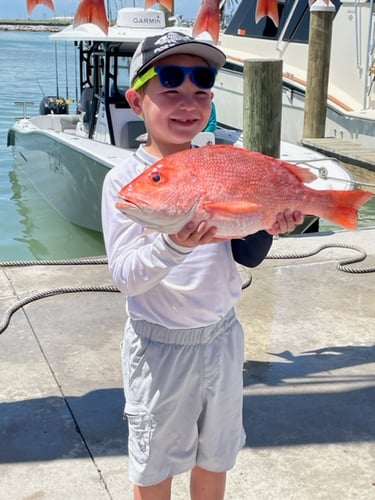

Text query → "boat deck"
[302,137,375,172]
[0,229,374,499]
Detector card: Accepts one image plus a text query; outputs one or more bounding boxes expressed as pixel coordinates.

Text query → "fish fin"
[26,0,54,14]
[282,162,318,184]
[204,200,260,216]
[158,0,173,11]
[321,189,373,230]
[73,0,109,34]
[255,0,279,28]
[192,2,220,43]
[144,0,173,11]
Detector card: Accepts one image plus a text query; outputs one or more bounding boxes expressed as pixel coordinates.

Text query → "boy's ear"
[125,88,143,116]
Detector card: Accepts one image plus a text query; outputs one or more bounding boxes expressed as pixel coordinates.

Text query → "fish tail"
[144,0,155,9]
[144,0,173,11]
[73,0,109,34]
[192,2,220,43]
[26,0,55,14]
[321,189,373,230]
[255,0,279,28]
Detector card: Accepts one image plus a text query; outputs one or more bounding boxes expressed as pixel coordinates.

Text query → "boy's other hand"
[266,209,304,235]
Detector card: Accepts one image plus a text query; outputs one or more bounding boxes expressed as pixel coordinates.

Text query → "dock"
[0,229,374,499]
[301,137,375,172]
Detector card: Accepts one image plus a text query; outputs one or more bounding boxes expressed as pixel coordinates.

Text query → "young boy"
[101,31,303,500]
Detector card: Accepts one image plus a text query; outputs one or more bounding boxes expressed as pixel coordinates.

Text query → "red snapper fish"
[255,0,279,28]
[116,145,373,238]
[144,0,173,11]
[26,0,109,34]
[26,0,54,13]
[193,0,221,44]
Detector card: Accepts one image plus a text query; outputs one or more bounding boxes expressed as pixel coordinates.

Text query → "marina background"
[0,29,374,263]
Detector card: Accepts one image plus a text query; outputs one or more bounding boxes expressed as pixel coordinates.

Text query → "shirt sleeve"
[231,231,273,268]
[101,165,192,296]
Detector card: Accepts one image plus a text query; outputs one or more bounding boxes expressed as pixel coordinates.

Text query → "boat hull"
[214,66,375,149]
[8,126,115,232]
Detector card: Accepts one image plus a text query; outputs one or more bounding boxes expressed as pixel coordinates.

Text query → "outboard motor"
[39,96,68,115]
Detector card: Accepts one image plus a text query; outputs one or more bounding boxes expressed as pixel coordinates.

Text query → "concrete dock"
[0,229,374,499]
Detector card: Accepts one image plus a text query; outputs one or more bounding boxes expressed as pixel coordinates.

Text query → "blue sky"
[1,1,202,20]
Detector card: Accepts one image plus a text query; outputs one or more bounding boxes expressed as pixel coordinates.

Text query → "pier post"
[303,0,336,139]
[160,1,174,26]
[243,59,282,158]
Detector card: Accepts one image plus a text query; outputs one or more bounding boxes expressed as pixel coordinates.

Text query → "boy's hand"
[266,209,304,235]
[169,221,219,247]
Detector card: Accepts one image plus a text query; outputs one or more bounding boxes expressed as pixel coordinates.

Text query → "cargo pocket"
[124,401,152,464]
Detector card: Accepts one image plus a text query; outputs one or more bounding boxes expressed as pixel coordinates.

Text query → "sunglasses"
[132,65,217,91]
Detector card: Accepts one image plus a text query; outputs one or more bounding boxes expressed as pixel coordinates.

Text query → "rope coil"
[267,242,374,273]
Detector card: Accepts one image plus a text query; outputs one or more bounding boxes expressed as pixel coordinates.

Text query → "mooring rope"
[0,285,120,335]
[0,241,373,335]
[266,242,374,273]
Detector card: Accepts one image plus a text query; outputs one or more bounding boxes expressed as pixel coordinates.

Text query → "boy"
[101,32,303,500]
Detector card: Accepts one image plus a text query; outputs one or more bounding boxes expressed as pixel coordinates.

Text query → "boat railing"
[276,0,300,55]
[288,157,354,187]
[14,101,34,120]
[363,0,375,108]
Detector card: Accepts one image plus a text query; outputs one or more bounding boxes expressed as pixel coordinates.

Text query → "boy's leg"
[190,466,226,500]
[134,476,173,500]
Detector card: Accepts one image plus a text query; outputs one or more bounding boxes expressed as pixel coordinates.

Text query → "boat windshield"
[113,55,132,96]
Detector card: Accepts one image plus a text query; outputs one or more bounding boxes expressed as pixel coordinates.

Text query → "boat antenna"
[54,41,60,97]
[74,44,79,113]
[64,41,69,101]
[37,82,46,97]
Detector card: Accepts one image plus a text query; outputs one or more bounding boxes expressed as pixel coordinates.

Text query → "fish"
[115,144,374,238]
[26,0,54,14]
[73,0,109,34]
[192,0,221,44]
[26,0,109,34]
[255,0,279,28]
[144,0,174,12]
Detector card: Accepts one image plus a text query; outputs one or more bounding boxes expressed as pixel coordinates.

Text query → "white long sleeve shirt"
[101,145,243,329]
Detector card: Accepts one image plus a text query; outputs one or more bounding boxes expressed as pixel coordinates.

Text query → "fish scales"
[116,145,374,238]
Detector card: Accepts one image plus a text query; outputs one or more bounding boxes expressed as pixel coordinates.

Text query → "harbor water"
[0,30,374,263]
[0,30,106,262]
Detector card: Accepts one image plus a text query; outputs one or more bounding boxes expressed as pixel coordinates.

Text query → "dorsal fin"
[281,162,317,184]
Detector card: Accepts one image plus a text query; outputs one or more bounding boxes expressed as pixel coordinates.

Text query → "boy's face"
[126,54,214,157]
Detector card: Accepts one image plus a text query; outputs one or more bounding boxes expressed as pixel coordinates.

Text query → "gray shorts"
[121,309,246,486]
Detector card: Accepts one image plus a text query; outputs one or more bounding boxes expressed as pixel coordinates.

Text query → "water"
[0,30,106,262]
[0,31,374,263]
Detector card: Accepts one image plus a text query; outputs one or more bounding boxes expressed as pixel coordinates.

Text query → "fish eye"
[149,169,162,183]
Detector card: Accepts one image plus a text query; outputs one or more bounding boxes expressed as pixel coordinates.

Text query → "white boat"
[7,7,354,233]
[216,0,375,149]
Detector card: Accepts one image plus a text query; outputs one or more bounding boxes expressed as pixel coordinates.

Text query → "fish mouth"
[115,198,200,234]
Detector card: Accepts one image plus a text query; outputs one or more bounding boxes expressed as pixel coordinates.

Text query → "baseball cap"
[129,31,226,87]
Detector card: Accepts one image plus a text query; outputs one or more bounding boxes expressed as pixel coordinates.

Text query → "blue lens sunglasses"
[132,65,217,91]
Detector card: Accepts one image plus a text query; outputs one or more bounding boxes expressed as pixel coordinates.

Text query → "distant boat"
[7,6,354,233]
[216,0,375,149]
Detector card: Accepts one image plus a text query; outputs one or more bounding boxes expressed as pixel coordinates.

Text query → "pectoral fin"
[203,200,260,218]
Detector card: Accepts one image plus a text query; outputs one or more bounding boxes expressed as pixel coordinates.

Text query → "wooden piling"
[243,59,282,158]
[160,1,174,26]
[303,4,335,138]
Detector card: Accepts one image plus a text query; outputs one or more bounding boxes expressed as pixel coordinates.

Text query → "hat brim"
[139,41,226,77]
